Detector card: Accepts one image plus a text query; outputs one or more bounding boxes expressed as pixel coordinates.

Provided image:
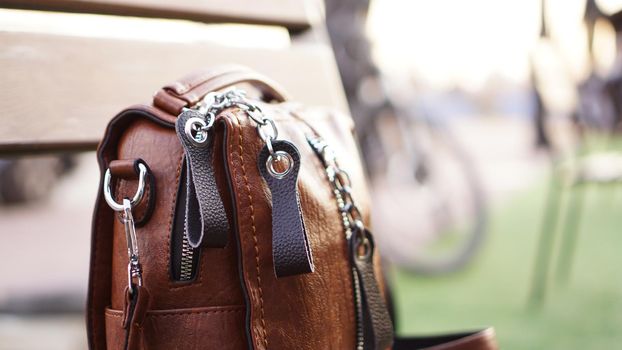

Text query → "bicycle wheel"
[370,118,487,275]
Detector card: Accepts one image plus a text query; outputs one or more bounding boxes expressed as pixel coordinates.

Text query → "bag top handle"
[153,64,290,116]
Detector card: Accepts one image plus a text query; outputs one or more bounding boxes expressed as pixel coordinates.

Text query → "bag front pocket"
[105,305,246,350]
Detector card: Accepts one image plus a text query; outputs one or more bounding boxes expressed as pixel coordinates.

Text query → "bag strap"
[393,328,498,350]
[153,64,289,116]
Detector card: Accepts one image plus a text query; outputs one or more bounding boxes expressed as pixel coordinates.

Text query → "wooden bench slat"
[0,0,315,32]
[0,31,347,154]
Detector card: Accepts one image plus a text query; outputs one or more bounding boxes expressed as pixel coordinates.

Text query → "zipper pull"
[258,139,314,277]
[349,223,393,350]
[175,108,229,248]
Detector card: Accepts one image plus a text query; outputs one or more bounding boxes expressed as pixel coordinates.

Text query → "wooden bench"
[0,0,347,154]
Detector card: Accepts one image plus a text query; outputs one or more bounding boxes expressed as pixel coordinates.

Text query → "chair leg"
[555,184,587,284]
[528,173,564,308]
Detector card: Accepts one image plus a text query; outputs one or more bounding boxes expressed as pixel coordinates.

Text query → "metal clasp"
[122,198,142,288]
[103,162,148,291]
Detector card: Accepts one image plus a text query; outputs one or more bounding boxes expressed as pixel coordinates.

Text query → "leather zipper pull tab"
[349,225,393,350]
[175,108,229,248]
[122,285,151,350]
[258,140,314,277]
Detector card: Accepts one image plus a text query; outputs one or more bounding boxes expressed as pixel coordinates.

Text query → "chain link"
[307,135,366,238]
[192,87,279,156]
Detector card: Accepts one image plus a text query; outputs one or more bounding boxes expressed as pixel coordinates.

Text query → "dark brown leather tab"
[393,328,498,350]
[258,140,314,278]
[122,285,151,350]
[175,109,229,248]
[350,228,393,350]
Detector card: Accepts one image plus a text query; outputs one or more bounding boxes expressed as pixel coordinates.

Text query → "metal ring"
[184,117,210,146]
[266,151,294,179]
[245,105,265,125]
[334,169,352,191]
[347,205,364,226]
[104,163,148,212]
[351,222,372,261]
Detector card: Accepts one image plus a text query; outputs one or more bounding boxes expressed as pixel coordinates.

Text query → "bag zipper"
[171,164,200,282]
[179,231,195,281]
[173,87,263,282]
[307,135,365,349]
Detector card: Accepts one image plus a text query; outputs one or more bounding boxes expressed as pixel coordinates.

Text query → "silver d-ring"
[266,151,294,179]
[104,163,148,212]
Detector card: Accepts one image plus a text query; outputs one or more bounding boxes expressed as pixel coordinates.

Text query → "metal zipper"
[179,230,195,281]
[171,166,200,282]
[338,189,365,350]
[307,135,365,349]
[175,88,274,282]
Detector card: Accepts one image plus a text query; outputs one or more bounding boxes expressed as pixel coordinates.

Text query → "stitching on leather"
[150,308,244,317]
[106,308,244,319]
[229,114,268,348]
[105,311,123,318]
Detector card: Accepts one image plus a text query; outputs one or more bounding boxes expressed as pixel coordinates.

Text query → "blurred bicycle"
[326,0,487,275]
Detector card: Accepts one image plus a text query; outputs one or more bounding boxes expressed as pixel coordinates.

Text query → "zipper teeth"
[352,268,365,350]
[179,233,194,281]
[340,194,364,350]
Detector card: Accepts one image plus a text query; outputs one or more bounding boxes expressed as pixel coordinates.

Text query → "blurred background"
[2,0,622,348]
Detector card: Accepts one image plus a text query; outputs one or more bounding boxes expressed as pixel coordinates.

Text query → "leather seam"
[106,308,244,318]
[91,193,106,345]
[230,114,268,349]
[105,311,123,318]
[147,309,244,317]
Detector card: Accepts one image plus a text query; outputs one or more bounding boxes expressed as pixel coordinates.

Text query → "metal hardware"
[123,198,143,288]
[307,135,367,239]
[307,134,371,349]
[185,87,282,157]
[257,118,278,155]
[179,233,195,281]
[103,163,149,292]
[184,115,213,147]
[266,150,294,179]
[103,163,147,212]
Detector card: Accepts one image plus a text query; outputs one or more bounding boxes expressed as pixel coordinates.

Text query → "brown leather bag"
[87,65,498,350]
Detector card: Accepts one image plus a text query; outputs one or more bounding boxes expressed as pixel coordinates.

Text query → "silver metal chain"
[185,87,280,156]
[307,134,369,350]
[307,135,366,239]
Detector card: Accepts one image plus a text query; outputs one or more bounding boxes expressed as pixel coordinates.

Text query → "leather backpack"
[87,65,498,350]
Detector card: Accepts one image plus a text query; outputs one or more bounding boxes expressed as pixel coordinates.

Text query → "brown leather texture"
[105,305,246,350]
[89,106,246,349]
[88,66,496,350]
[89,95,370,349]
[218,105,370,350]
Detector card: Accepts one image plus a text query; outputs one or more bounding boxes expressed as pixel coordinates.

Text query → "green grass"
[391,174,622,349]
